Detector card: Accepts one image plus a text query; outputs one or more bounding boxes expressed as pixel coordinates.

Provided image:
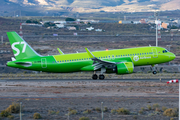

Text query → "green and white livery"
[6,32,176,80]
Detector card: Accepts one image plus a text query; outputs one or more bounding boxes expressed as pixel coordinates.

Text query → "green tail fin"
[7,31,41,60]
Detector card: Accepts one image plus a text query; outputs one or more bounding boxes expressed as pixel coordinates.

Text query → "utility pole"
[1,36,3,43]
[20,102,22,120]
[101,102,104,120]
[166,45,172,52]
[154,12,158,47]
[20,10,22,22]
[124,16,126,21]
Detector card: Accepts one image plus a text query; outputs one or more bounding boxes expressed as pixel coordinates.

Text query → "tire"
[92,74,98,80]
[153,71,157,74]
[99,74,105,80]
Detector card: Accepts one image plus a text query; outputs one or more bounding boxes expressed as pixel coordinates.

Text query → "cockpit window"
[162,50,168,53]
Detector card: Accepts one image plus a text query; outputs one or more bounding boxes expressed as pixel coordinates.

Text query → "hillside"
[0,0,180,14]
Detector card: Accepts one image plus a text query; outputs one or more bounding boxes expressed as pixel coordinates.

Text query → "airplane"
[6,31,176,80]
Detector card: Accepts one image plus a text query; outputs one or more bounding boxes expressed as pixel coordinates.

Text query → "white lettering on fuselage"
[140,56,151,59]
[133,56,151,62]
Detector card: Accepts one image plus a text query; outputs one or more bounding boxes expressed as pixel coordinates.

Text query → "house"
[56,24,64,28]
[95,29,102,32]
[54,21,66,24]
[67,27,76,30]
[86,26,94,31]
[139,19,147,24]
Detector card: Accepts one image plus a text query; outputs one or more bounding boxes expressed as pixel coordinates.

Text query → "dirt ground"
[0,80,179,120]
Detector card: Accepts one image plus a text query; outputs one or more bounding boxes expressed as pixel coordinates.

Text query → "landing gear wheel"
[99,74,105,80]
[153,71,157,74]
[92,74,98,80]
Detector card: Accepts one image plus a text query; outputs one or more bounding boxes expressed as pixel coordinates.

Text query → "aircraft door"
[41,58,47,68]
[152,48,158,58]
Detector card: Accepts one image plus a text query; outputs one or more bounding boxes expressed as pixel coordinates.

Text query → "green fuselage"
[7,46,176,73]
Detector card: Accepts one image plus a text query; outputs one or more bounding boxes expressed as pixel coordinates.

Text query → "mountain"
[1,0,180,14]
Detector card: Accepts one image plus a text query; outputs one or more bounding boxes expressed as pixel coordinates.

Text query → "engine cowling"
[116,62,134,74]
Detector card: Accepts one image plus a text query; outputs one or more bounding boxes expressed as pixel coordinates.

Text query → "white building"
[54,21,66,24]
[95,29,102,32]
[56,24,64,28]
[67,27,76,30]
[86,26,94,31]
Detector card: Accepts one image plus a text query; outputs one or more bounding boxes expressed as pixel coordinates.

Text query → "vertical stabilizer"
[7,31,41,60]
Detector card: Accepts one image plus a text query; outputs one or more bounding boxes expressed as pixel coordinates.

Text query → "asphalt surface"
[0,79,169,82]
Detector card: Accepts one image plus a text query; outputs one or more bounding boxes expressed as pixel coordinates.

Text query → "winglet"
[85,48,95,58]
[57,48,64,55]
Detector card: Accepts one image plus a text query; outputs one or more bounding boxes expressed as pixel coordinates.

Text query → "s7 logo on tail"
[12,42,27,56]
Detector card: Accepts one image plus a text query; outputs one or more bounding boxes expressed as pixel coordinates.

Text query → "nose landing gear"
[151,65,157,74]
[152,71,157,74]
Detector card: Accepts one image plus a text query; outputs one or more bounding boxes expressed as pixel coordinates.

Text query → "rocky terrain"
[0,79,179,120]
[1,0,180,14]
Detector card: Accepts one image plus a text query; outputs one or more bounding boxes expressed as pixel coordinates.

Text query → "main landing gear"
[92,74,98,80]
[92,67,106,80]
[92,74,105,80]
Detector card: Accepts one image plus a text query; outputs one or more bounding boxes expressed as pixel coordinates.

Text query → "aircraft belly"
[46,61,92,73]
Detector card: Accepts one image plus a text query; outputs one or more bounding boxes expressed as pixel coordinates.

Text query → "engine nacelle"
[116,62,134,74]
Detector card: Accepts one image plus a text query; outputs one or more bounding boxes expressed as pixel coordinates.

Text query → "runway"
[0,78,169,82]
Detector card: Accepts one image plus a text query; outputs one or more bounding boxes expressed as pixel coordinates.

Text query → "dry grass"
[5,102,21,113]
[163,108,178,117]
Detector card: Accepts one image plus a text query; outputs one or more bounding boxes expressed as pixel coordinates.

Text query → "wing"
[85,48,117,70]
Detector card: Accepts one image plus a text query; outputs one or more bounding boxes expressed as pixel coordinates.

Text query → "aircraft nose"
[169,53,176,60]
